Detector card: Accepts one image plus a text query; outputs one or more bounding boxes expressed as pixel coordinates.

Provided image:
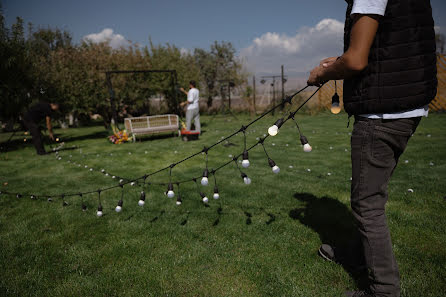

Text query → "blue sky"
[3,0,445,76]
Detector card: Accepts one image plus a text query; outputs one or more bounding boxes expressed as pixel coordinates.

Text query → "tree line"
[0,6,247,130]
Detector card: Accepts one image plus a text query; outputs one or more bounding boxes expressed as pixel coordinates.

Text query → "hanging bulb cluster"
[331,81,341,114]
[268,118,284,136]
[5,85,325,216]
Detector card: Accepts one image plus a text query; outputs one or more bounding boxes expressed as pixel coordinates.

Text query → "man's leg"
[193,109,201,133]
[24,120,46,155]
[350,117,420,297]
[185,109,193,131]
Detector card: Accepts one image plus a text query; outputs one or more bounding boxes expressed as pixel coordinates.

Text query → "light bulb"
[130,182,135,186]
[331,93,341,114]
[300,136,312,152]
[213,185,220,199]
[268,125,278,136]
[268,118,284,136]
[201,168,209,186]
[97,205,103,217]
[200,192,208,203]
[242,150,250,168]
[115,200,123,212]
[176,195,182,205]
[244,177,251,185]
[167,183,175,198]
[268,158,280,174]
[138,191,145,206]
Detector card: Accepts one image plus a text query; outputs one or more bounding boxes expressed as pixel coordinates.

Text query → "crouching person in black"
[23,102,59,155]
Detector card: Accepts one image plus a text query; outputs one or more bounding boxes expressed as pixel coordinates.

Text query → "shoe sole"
[318,247,335,262]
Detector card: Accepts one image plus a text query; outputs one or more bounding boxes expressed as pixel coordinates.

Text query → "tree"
[194,41,246,109]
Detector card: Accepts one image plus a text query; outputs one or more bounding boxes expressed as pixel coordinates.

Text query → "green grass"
[0,112,445,297]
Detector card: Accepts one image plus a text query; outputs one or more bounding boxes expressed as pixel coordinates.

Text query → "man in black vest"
[23,102,59,155]
[307,0,437,296]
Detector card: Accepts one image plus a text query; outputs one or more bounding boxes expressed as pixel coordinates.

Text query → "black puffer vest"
[343,0,437,115]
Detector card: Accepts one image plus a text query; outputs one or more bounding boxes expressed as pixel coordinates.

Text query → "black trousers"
[351,116,421,297]
[23,119,46,155]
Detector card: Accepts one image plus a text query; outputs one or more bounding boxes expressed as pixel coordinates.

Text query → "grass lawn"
[0,112,445,297]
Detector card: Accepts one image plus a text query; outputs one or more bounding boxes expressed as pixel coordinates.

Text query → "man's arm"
[46,116,54,140]
[307,14,380,86]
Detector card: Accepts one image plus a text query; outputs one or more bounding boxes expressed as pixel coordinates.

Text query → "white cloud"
[240,19,344,76]
[83,28,129,49]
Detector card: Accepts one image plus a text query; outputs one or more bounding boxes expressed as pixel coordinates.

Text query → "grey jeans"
[351,116,421,297]
[186,108,200,133]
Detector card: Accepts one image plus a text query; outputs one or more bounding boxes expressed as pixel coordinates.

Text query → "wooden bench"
[124,114,180,142]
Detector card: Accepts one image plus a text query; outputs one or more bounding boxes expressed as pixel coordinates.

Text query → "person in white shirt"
[180,80,201,133]
[307,0,437,296]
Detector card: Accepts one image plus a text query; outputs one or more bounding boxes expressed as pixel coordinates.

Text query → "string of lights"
[1,85,325,215]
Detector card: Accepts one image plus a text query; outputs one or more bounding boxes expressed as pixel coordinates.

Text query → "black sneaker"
[318,243,367,274]
[318,244,337,262]
[345,290,375,297]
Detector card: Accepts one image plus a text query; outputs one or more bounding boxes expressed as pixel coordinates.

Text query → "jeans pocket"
[374,125,412,137]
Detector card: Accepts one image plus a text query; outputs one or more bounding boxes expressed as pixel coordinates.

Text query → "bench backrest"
[125,114,179,132]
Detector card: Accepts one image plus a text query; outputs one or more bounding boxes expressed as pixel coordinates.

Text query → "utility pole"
[253,76,256,114]
[281,65,285,110]
[261,73,287,116]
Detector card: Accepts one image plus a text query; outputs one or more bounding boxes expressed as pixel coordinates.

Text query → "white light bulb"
[105,173,109,176]
[119,179,124,183]
[176,200,182,205]
[272,165,280,174]
[303,143,312,152]
[115,205,122,212]
[89,168,93,171]
[130,182,135,186]
[201,177,209,186]
[242,159,250,168]
[101,169,105,173]
[167,190,175,198]
[112,176,116,179]
[213,193,220,200]
[138,199,145,206]
[202,196,209,203]
[96,210,103,217]
[268,125,278,136]
[243,177,251,185]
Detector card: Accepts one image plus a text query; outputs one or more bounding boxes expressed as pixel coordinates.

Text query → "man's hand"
[307,66,326,87]
[320,57,338,68]
[179,87,185,92]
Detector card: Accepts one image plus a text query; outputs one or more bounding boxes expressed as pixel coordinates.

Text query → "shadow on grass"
[289,192,368,290]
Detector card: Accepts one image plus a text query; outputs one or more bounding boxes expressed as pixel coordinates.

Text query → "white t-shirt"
[351,0,429,119]
[187,88,199,110]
